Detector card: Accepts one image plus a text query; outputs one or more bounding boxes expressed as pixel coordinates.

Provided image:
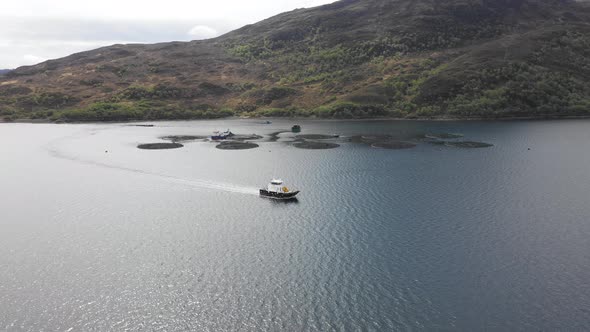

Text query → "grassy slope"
[0,0,589,121]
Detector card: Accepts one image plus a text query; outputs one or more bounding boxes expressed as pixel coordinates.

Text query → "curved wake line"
[45,131,259,196]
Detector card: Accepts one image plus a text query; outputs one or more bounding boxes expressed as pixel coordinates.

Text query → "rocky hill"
[1,0,589,121]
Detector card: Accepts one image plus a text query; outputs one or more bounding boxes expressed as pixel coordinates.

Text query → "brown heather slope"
[0,0,589,121]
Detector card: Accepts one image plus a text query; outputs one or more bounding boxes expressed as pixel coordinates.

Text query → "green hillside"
[1,0,589,121]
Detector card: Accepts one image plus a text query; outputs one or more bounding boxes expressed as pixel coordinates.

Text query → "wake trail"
[45,130,259,196]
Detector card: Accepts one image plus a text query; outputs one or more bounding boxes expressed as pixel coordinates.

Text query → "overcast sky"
[0,0,335,69]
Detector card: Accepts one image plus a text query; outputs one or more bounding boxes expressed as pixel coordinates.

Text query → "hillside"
[0,70,11,76]
[1,0,589,121]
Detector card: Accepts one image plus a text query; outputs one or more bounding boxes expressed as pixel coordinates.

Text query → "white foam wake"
[45,131,259,196]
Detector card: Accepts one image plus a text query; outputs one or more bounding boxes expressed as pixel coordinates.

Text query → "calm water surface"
[1,119,590,331]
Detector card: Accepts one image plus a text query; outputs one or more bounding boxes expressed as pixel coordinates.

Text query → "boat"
[259,179,300,199]
[211,129,234,140]
[291,125,301,133]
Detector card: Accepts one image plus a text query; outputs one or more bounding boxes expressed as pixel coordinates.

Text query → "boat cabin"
[260,178,300,199]
[267,179,290,193]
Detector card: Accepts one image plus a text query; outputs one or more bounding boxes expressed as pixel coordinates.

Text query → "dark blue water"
[1,119,589,330]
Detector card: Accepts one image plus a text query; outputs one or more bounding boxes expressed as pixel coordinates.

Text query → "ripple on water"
[371,141,417,150]
[424,133,464,139]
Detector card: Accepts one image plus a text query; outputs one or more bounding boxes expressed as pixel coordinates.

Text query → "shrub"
[312,102,390,119]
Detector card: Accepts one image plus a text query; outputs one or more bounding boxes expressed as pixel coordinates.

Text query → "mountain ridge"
[1,0,589,121]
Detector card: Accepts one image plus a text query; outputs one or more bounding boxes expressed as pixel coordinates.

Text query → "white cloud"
[0,0,337,68]
[0,37,134,68]
[188,25,219,40]
[2,0,336,21]
[22,54,47,65]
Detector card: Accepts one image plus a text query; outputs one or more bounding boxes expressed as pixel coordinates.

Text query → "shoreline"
[2,114,590,125]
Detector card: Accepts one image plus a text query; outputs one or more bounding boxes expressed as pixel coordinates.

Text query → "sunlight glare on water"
[1,119,590,331]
